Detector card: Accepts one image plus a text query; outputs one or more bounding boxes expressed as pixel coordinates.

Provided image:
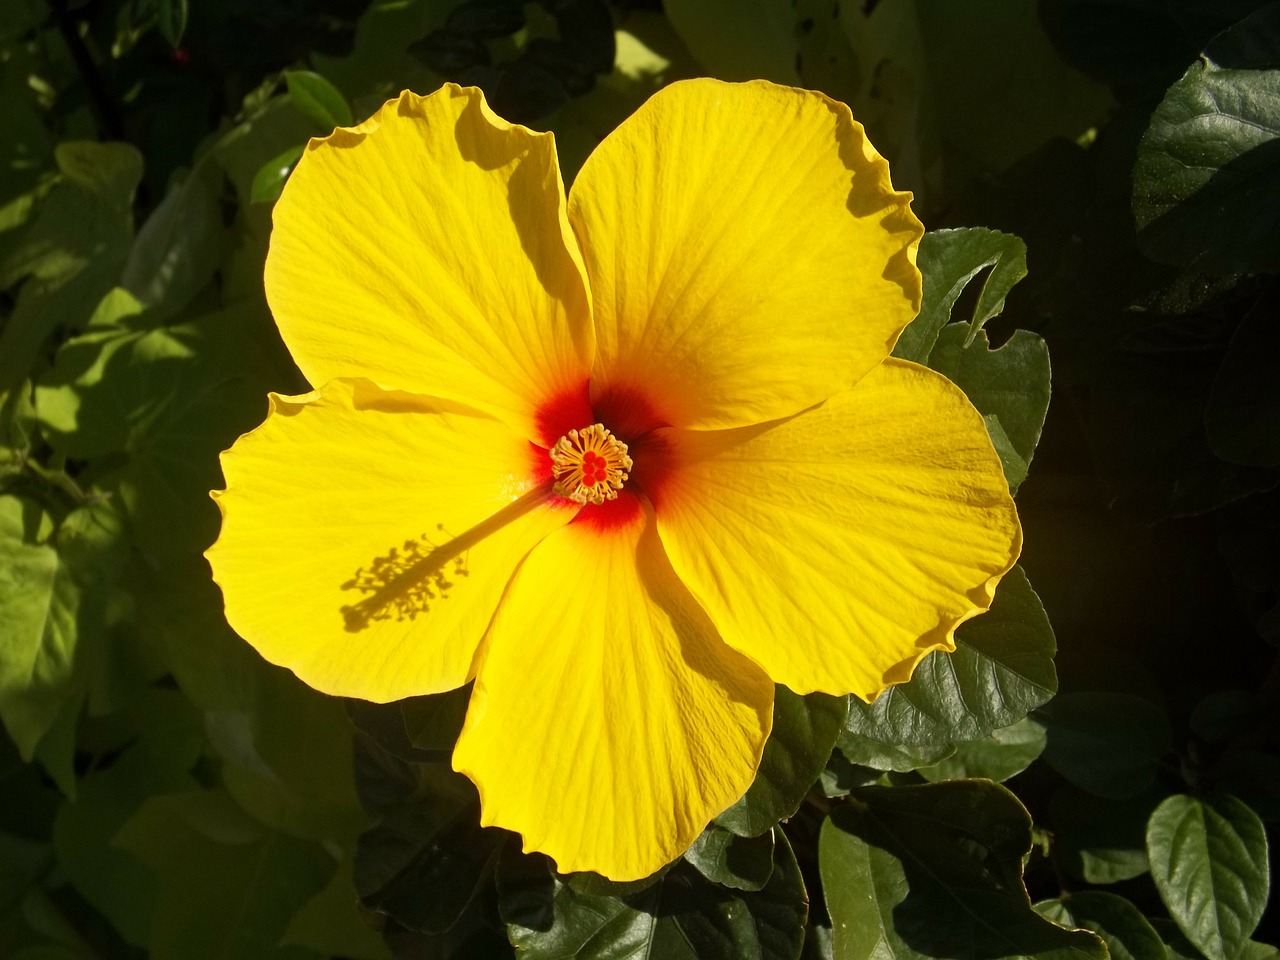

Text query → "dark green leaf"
[1154,918,1280,960]
[918,717,1046,783]
[1039,691,1173,799]
[115,788,334,959]
[355,797,504,934]
[1087,337,1280,520]
[1190,690,1260,744]
[36,295,280,562]
[836,733,954,773]
[154,0,189,47]
[280,862,390,960]
[926,327,1051,492]
[716,688,847,836]
[1036,891,1168,960]
[844,566,1057,747]
[1206,288,1280,468]
[445,0,526,39]
[0,143,143,390]
[894,228,1028,364]
[684,825,775,892]
[820,780,1107,960]
[121,163,223,320]
[663,0,799,84]
[1049,785,1164,885]
[51,689,202,946]
[505,830,807,960]
[400,686,470,755]
[0,832,51,915]
[285,71,355,129]
[1133,59,1280,275]
[1146,794,1270,960]
[250,145,305,205]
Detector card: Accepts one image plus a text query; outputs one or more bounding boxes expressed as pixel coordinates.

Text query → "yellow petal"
[265,85,594,439]
[652,359,1022,701]
[568,78,923,431]
[452,500,773,880]
[206,379,571,702]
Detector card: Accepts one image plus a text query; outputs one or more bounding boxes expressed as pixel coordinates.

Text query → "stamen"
[549,424,633,505]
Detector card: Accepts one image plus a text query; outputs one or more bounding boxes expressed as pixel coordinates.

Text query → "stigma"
[549,424,633,505]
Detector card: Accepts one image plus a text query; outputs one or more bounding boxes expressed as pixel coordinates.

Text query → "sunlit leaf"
[927,326,1050,492]
[1133,55,1280,275]
[1146,794,1270,960]
[0,143,142,390]
[917,717,1046,783]
[894,227,1028,364]
[844,567,1057,747]
[0,496,124,781]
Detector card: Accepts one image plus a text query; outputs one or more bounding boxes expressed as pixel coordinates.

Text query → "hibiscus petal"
[452,500,773,881]
[567,77,923,431]
[265,85,593,439]
[651,359,1022,701]
[207,378,571,702]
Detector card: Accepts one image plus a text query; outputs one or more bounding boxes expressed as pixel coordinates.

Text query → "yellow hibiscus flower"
[206,79,1021,881]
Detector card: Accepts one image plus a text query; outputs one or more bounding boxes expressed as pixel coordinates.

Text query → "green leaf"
[684,825,775,892]
[285,71,355,129]
[115,788,334,960]
[1049,785,1163,885]
[820,780,1107,960]
[663,0,799,83]
[36,295,282,562]
[249,145,305,205]
[1154,918,1280,960]
[1087,340,1280,520]
[354,796,504,935]
[926,326,1051,492]
[1039,692,1173,799]
[0,832,51,915]
[844,566,1057,747]
[918,716,1046,783]
[1133,58,1280,275]
[716,687,848,836]
[153,0,189,46]
[827,2,1111,209]
[121,164,223,321]
[504,830,807,960]
[400,686,470,755]
[0,142,143,390]
[894,227,1029,364]
[282,861,390,960]
[836,733,955,773]
[1206,291,1280,469]
[1146,794,1270,960]
[51,689,202,946]
[0,496,124,777]
[1036,892,1168,960]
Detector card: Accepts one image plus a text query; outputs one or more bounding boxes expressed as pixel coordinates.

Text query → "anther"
[549,424,633,505]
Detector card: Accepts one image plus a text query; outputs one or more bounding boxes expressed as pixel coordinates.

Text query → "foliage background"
[0,0,1277,958]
